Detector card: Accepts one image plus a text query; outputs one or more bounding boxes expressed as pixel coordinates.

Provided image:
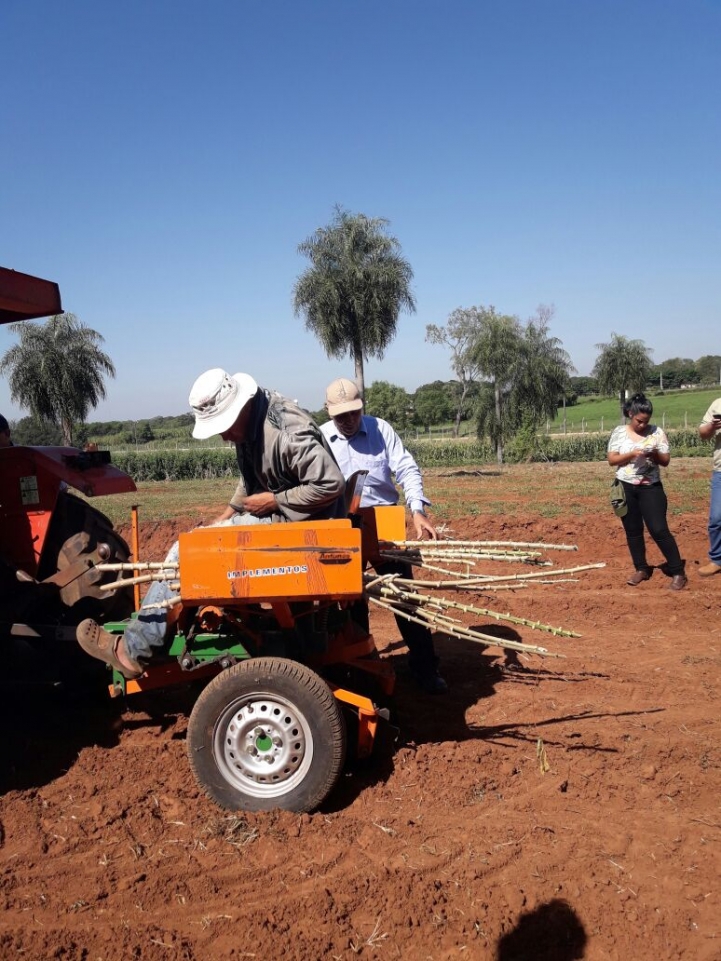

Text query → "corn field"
[107,429,713,482]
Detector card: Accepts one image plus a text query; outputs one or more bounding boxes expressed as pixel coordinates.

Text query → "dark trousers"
[620,481,684,576]
[355,559,438,673]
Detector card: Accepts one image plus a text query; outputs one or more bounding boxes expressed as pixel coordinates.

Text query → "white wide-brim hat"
[189,368,258,440]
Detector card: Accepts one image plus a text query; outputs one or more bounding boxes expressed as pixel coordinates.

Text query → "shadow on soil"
[326,626,664,811]
[0,679,124,793]
[496,898,587,961]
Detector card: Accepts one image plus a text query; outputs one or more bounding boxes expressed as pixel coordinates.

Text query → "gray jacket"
[230,388,346,522]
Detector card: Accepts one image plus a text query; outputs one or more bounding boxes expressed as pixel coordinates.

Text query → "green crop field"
[546,388,718,434]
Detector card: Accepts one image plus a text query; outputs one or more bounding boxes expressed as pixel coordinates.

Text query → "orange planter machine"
[109,503,405,813]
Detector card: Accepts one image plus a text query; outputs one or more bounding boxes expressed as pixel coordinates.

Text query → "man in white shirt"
[321,378,447,694]
[698,398,721,576]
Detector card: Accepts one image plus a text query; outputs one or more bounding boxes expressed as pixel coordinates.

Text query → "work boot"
[627,569,652,586]
[411,668,448,695]
[698,562,721,578]
[76,618,143,679]
[670,574,688,591]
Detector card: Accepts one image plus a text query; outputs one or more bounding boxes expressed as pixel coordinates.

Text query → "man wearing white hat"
[321,377,447,694]
[77,369,345,678]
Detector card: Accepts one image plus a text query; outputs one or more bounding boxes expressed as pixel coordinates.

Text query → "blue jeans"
[708,471,721,564]
[123,514,272,665]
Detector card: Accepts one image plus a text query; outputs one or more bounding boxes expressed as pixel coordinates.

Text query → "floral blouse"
[607,424,670,485]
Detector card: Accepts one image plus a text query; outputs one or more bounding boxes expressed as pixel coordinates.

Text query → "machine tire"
[187,657,346,813]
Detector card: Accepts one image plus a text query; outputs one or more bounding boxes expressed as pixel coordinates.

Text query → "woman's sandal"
[76,618,143,679]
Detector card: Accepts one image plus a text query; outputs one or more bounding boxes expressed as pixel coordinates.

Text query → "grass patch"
[83,459,712,527]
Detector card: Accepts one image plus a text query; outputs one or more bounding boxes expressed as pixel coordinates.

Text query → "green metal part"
[103,621,252,697]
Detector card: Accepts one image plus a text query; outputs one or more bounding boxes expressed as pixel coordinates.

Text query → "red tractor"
[0,267,137,684]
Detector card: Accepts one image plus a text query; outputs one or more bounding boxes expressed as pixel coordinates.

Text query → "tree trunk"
[619,390,625,424]
[495,383,503,465]
[61,417,73,447]
[453,381,468,438]
[353,348,365,398]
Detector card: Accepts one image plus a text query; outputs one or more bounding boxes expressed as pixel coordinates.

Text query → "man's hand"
[210,504,236,526]
[700,418,721,440]
[242,492,279,517]
[413,511,438,540]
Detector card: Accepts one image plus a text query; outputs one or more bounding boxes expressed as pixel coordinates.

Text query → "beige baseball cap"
[189,368,258,439]
[325,378,363,417]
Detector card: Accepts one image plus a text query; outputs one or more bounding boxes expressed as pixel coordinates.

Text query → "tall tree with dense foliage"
[650,357,698,390]
[293,207,415,396]
[696,354,721,384]
[412,381,455,432]
[511,306,574,426]
[592,334,654,419]
[10,415,63,446]
[470,308,524,464]
[0,313,115,446]
[364,380,412,429]
[426,308,486,436]
[696,355,721,386]
[458,305,575,464]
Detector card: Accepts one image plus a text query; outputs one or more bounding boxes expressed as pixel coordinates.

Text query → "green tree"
[293,207,415,396]
[592,334,654,419]
[426,308,485,436]
[568,375,599,398]
[696,355,721,386]
[364,381,411,429]
[10,415,63,446]
[510,305,574,433]
[140,422,155,442]
[472,305,574,464]
[471,308,524,464]
[0,313,115,446]
[412,381,455,432]
[650,357,698,390]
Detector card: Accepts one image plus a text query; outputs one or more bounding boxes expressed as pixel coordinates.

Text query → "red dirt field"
[1,480,720,960]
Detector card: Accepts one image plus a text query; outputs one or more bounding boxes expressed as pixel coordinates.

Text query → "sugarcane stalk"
[99,570,180,591]
[368,594,562,657]
[142,594,182,611]
[96,562,179,572]
[398,563,605,588]
[381,548,541,560]
[380,550,546,565]
[395,539,578,551]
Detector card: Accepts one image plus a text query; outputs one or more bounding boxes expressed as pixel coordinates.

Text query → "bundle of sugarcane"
[368,538,604,657]
[364,570,581,658]
[378,537,599,583]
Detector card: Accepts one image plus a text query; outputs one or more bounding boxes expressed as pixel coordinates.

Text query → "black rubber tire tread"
[187,656,346,813]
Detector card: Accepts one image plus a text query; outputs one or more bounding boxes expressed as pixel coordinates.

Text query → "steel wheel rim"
[212,691,314,799]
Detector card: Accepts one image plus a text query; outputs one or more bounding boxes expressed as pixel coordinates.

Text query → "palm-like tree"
[592,334,654,420]
[0,313,115,446]
[293,207,415,396]
[511,306,575,431]
[471,308,524,464]
[471,305,574,463]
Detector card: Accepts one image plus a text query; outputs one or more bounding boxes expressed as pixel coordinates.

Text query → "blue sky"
[2,0,719,421]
